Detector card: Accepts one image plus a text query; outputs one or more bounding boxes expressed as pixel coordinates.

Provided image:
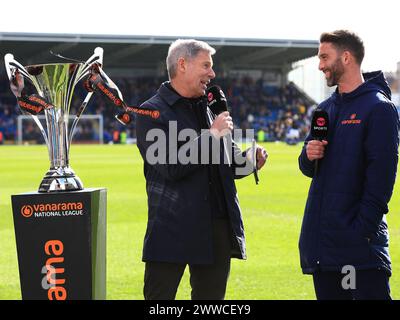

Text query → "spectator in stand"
[0,74,314,143]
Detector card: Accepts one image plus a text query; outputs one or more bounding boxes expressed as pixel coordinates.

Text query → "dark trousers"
[144,219,232,300]
[313,269,391,300]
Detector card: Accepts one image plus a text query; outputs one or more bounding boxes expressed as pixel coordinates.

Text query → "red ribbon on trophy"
[8,64,159,124]
[83,64,160,125]
[9,70,55,115]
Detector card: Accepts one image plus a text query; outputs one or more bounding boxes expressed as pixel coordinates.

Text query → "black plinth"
[11,188,106,300]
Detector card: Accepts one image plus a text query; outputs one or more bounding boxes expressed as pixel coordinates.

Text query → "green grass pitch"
[0,142,399,299]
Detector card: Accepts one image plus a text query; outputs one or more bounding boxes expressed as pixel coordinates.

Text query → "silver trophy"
[4,48,104,192]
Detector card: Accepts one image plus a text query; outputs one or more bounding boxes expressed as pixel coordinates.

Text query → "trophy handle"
[75,47,104,83]
[4,54,14,80]
[4,53,33,81]
[3,53,50,147]
[69,47,104,145]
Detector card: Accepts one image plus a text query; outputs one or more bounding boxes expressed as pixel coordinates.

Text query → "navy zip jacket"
[298,71,399,275]
[136,82,252,264]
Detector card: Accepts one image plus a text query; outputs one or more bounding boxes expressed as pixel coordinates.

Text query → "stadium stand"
[0,32,320,145]
[0,75,315,144]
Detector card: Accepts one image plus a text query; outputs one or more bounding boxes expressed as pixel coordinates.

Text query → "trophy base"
[12,188,106,299]
[38,167,84,193]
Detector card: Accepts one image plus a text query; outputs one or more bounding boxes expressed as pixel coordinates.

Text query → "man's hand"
[246,145,268,170]
[210,111,233,139]
[306,140,328,161]
[256,146,268,170]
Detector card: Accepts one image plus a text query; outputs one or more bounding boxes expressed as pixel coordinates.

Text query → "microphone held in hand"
[207,85,228,115]
[206,85,231,167]
[310,108,329,176]
[311,109,329,140]
[206,85,259,184]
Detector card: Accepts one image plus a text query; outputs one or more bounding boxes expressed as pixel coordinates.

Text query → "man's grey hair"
[166,39,216,80]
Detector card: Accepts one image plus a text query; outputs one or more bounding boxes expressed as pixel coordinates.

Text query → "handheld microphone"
[207,85,228,115]
[206,85,232,167]
[207,85,259,184]
[310,108,329,176]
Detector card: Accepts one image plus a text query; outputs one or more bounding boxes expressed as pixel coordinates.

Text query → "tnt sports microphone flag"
[310,108,329,176]
[206,85,228,115]
[311,109,329,140]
